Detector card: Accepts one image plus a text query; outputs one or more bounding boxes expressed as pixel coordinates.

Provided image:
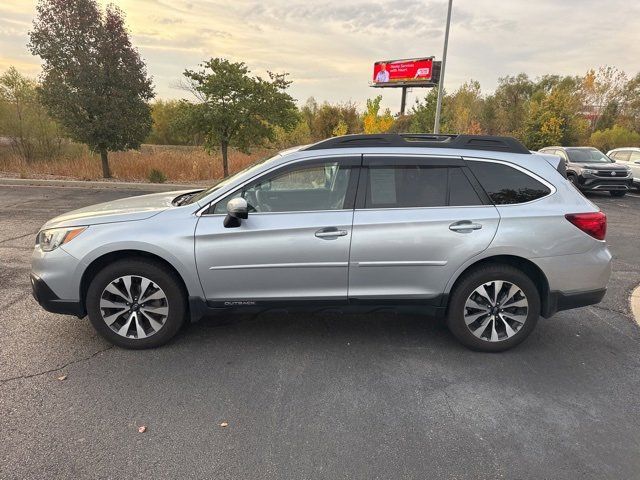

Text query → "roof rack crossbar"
[303,133,530,155]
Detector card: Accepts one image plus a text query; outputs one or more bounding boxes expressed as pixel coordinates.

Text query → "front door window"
[213,161,352,214]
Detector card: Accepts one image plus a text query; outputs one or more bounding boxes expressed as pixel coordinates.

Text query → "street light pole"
[433,0,453,134]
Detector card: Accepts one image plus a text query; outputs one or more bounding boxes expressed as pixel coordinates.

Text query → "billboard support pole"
[433,0,453,134]
[400,87,408,116]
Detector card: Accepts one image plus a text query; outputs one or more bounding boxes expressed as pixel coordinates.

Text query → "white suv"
[607,147,640,188]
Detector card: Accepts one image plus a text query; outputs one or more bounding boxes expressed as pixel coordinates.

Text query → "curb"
[0,177,202,192]
[631,285,640,327]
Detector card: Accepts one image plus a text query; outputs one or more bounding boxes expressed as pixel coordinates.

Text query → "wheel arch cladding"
[446,255,550,315]
[79,250,190,314]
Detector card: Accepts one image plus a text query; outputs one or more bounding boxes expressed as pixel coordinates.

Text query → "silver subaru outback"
[31,134,611,352]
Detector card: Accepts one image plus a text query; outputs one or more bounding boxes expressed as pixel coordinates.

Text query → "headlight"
[582,168,597,174]
[37,226,87,252]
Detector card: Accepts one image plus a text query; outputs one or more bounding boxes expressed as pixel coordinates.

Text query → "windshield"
[186,153,282,205]
[566,148,612,164]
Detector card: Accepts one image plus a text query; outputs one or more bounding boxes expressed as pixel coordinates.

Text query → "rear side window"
[364,166,482,208]
[615,150,631,161]
[467,161,551,205]
[448,168,483,206]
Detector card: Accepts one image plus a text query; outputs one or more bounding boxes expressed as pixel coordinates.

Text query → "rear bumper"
[542,288,606,318]
[30,274,85,317]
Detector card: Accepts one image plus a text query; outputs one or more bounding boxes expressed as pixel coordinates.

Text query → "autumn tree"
[0,66,63,161]
[362,96,394,134]
[409,88,442,133]
[147,100,200,145]
[492,74,534,137]
[619,73,640,132]
[589,125,640,152]
[28,0,154,178]
[581,66,627,133]
[446,81,484,134]
[301,98,362,141]
[183,58,298,177]
[523,84,589,150]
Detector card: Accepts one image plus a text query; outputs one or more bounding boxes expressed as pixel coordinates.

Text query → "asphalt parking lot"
[1,185,639,479]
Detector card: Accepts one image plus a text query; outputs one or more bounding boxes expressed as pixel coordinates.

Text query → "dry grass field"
[0,144,274,183]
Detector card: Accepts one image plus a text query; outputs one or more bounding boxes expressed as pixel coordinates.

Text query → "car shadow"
[174,309,462,351]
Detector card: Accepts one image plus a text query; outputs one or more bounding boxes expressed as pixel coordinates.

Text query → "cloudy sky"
[1,0,639,111]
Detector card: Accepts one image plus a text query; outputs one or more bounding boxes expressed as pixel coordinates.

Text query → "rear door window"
[467,161,551,205]
[366,166,448,208]
[615,150,632,162]
[362,161,483,209]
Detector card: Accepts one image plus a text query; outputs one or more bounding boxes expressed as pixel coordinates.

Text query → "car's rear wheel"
[610,190,626,197]
[86,259,186,349]
[446,264,540,352]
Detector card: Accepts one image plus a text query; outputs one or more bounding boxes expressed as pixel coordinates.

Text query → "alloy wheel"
[463,280,528,342]
[99,275,169,339]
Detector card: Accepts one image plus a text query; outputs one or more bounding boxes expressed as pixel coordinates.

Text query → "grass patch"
[0,144,274,182]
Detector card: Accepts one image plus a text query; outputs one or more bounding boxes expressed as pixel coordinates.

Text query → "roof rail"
[303,133,531,155]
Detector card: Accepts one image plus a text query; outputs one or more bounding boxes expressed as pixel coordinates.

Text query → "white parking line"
[626,193,640,198]
[631,285,640,327]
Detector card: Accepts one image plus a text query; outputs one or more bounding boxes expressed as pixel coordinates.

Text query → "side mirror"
[223,197,248,228]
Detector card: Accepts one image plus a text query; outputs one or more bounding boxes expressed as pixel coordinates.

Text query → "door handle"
[449,221,483,232]
[315,228,348,238]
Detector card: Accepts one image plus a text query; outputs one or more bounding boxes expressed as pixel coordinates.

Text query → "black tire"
[86,259,187,349]
[446,264,540,352]
[610,190,626,197]
[568,174,579,187]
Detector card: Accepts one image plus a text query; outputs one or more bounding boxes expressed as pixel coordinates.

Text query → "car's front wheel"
[86,259,186,349]
[446,264,540,352]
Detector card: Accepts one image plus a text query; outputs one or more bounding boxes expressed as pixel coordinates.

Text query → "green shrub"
[589,125,640,152]
[147,168,167,183]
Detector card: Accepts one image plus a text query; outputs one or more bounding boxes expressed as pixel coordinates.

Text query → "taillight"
[565,212,606,240]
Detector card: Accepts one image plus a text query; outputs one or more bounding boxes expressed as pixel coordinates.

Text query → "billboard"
[373,57,434,85]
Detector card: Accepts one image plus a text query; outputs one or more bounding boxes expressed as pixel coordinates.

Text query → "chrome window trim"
[195,153,360,217]
[354,204,492,212]
[200,209,354,218]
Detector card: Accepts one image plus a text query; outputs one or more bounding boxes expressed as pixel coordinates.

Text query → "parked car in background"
[32,134,612,352]
[538,146,633,197]
[606,147,640,189]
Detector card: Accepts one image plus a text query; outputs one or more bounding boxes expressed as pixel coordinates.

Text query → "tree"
[147,100,200,145]
[447,81,484,134]
[362,96,394,134]
[619,73,640,132]
[589,125,640,152]
[183,58,298,177]
[0,66,63,161]
[301,98,361,141]
[581,66,627,133]
[409,88,441,133]
[492,74,534,137]
[522,84,589,150]
[28,0,154,178]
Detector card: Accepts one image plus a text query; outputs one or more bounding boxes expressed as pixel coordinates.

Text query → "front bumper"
[578,174,633,191]
[31,274,85,317]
